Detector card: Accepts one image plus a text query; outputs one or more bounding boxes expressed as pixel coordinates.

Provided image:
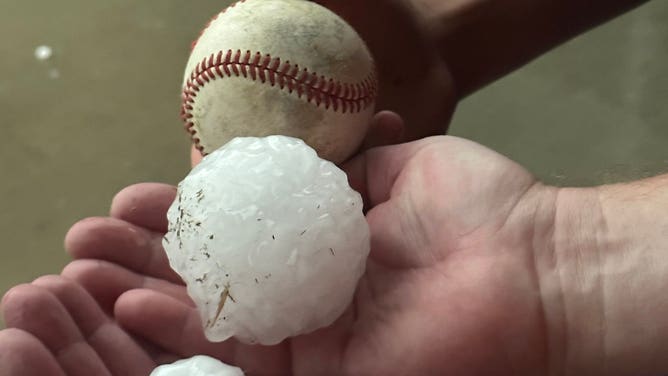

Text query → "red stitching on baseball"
[181,49,378,153]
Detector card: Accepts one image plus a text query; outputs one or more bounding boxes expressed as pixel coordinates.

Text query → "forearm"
[542,175,668,375]
[413,0,651,97]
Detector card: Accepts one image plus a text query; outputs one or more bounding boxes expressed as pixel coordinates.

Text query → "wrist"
[541,186,606,375]
[420,0,650,96]
[541,179,668,375]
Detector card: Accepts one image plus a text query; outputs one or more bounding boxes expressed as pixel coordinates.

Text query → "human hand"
[0,275,173,376]
[61,130,566,375]
[0,184,195,376]
[312,0,456,142]
[187,0,456,166]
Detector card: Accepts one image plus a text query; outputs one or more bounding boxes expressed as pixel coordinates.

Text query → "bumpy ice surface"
[163,136,370,345]
[150,355,244,376]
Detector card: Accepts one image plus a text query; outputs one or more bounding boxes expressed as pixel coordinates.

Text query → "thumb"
[110,183,177,233]
[362,110,405,150]
[342,137,443,268]
[342,136,432,210]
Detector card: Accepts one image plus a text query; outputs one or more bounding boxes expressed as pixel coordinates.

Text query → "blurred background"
[0,0,666,328]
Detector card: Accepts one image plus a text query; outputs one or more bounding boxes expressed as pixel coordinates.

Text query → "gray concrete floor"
[449,1,668,185]
[0,0,666,329]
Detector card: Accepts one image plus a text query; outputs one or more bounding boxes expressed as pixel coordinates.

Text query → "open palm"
[3,136,556,375]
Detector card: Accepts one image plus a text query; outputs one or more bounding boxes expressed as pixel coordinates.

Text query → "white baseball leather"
[181,0,377,163]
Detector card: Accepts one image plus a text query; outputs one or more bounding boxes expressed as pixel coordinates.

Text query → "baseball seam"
[181,49,378,152]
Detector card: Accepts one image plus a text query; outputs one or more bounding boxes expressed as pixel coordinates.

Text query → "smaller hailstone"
[34,45,53,61]
[150,355,244,376]
[163,136,370,345]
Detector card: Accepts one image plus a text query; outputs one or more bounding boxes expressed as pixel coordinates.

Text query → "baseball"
[181,0,378,164]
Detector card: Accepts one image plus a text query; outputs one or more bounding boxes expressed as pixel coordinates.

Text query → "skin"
[1,0,665,375]
[5,134,668,375]
[3,133,556,375]
[194,0,650,164]
[317,0,649,137]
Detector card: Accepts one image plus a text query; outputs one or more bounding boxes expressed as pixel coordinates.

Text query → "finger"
[344,112,404,209]
[115,289,222,357]
[361,111,405,150]
[110,183,177,233]
[0,328,66,376]
[62,259,191,314]
[65,216,181,283]
[115,289,291,374]
[342,137,439,207]
[191,144,203,167]
[32,276,156,376]
[1,285,111,376]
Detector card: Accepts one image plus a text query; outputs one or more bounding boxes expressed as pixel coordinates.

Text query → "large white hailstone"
[163,135,370,345]
[150,355,244,376]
